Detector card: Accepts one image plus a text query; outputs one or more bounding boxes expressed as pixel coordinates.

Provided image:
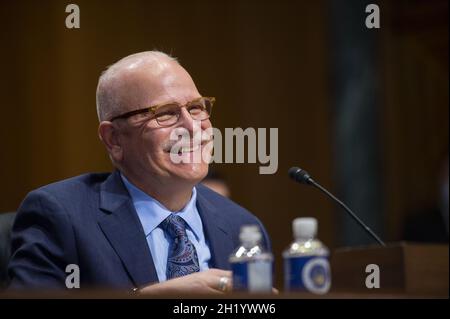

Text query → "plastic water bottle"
[229,225,273,293]
[283,217,331,294]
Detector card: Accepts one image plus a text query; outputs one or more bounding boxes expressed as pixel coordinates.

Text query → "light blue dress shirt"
[120,173,211,282]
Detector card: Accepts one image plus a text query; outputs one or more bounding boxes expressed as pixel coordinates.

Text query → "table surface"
[1,289,447,299]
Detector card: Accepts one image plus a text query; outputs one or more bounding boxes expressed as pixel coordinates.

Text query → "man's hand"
[138,269,232,295]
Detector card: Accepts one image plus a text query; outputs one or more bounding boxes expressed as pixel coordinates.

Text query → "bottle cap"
[293,217,317,239]
[239,225,262,244]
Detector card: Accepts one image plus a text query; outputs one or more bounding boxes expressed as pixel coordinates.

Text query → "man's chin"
[168,162,208,184]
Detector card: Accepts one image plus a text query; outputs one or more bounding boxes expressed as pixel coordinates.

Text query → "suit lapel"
[97,171,159,287]
[196,188,234,270]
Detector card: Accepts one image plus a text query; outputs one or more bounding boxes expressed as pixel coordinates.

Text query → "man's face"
[113,61,212,186]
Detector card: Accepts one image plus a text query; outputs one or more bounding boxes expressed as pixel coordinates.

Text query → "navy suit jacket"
[8,171,271,290]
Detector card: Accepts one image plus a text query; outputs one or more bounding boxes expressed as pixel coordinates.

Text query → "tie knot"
[161,214,188,239]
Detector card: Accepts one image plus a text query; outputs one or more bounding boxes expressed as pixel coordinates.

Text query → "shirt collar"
[120,173,202,239]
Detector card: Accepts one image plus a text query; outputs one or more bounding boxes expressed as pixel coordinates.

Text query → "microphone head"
[288,167,313,185]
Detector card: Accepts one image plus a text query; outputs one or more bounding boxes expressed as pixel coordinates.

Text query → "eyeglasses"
[109,96,215,127]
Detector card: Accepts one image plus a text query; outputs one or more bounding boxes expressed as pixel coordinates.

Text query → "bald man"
[7,51,271,294]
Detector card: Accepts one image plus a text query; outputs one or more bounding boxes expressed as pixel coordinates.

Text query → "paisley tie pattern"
[161,214,200,279]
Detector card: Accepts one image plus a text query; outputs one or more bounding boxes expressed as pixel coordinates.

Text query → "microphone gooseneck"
[288,166,386,246]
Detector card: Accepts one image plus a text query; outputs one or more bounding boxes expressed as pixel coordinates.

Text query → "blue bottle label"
[231,260,272,292]
[284,256,331,294]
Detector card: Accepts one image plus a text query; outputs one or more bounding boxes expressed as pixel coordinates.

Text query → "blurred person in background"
[201,168,231,198]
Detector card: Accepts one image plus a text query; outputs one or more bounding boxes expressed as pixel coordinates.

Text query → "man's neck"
[121,172,195,212]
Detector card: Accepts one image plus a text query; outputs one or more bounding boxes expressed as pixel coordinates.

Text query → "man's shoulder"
[196,183,271,250]
[196,184,257,221]
[35,172,110,193]
[24,172,112,206]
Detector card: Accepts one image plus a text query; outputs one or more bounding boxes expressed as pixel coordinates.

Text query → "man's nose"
[177,107,195,134]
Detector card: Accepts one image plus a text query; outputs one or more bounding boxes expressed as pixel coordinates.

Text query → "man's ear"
[98,121,123,162]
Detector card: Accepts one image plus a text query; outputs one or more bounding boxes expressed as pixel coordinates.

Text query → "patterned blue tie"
[161,214,200,279]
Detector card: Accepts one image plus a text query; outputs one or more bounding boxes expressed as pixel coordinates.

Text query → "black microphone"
[288,166,386,246]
